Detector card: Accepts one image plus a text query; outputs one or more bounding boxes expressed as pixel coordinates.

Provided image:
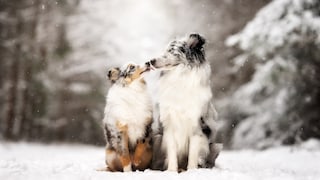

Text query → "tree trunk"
[19,60,32,138]
[18,0,41,138]
[4,43,21,140]
[4,7,24,140]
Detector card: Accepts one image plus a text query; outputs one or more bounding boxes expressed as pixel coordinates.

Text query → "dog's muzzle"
[145,60,156,70]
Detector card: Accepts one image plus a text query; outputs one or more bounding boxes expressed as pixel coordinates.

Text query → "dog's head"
[147,33,206,69]
[119,62,150,85]
[107,63,150,85]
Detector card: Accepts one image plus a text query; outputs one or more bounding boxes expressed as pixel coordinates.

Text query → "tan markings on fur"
[116,121,132,171]
[119,154,131,169]
[146,117,152,125]
[105,148,122,171]
[132,138,152,170]
[116,121,128,132]
[140,78,146,84]
[124,66,145,84]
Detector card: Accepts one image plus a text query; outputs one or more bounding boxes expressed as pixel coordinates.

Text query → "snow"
[1,142,320,180]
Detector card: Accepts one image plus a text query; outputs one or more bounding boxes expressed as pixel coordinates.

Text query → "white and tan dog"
[147,34,220,171]
[103,63,153,172]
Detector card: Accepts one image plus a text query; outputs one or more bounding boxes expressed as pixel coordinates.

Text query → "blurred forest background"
[0,0,319,149]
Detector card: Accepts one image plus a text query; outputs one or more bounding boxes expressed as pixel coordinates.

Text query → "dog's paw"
[123,164,132,172]
[96,167,109,171]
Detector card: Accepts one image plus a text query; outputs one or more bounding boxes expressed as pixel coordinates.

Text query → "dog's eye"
[130,65,135,70]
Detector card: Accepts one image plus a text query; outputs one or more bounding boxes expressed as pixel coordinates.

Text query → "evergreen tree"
[224,0,320,149]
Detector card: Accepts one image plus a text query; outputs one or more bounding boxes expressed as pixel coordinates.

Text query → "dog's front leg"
[105,148,122,171]
[187,135,208,169]
[165,132,178,171]
[117,122,132,172]
[119,148,131,171]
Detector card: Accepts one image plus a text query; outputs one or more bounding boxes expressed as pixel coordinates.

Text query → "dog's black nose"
[145,61,150,67]
[150,59,156,66]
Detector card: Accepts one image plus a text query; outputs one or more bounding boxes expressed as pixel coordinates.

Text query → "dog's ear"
[187,33,206,50]
[107,67,120,83]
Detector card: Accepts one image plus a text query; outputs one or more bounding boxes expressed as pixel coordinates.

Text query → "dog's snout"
[145,61,150,67]
[150,59,156,66]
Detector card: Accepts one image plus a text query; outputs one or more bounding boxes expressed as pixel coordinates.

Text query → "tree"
[0,0,78,141]
[224,0,320,149]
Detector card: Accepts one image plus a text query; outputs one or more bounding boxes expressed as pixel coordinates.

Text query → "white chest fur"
[158,64,212,154]
[104,80,152,146]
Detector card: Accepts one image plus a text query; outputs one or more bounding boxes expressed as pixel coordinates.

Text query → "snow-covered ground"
[1,141,320,180]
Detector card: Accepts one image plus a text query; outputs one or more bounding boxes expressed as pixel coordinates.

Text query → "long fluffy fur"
[148,34,219,171]
[103,63,153,171]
